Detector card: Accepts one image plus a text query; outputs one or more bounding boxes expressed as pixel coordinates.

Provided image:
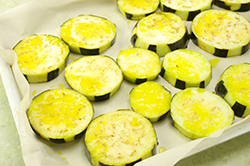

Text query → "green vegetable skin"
[160,0,213,21]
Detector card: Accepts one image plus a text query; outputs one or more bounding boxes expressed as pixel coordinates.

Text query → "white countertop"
[1,0,250,165]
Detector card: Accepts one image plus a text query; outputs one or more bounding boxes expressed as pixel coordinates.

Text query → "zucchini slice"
[85,109,157,166]
[65,55,123,102]
[60,15,116,55]
[190,9,250,57]
[214,0,250,11]
[160,49,212,90]
[116,48,161,84]
[130,12,189,57]
[215,63,250,118]
[160,0,213,21]
[117,0,160,20]
[130,81,171,122]
[171,88,234,139]
[13,34,69,83]
[27,88,94,143]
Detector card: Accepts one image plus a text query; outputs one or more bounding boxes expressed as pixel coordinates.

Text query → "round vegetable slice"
[85,109,157,166]
[65,55,123,101]
[214,0,250,11]
[215,63,250,118]
[117,48,161,84]
[13,34,69,83]
[130,81,171,122]
[171,88,234,139]
[60,15,116,55]
[27,88,94,143]
[117,0,160,20]
[160,0,213,21]
[131,12,189,57]
[190,9,250,57]
[160,49,212,90]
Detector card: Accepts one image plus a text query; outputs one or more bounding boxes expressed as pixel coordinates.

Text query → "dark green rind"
[160,67,208,90]
[215,79,248,117]
[190,31,250,57]
[160,2,213,21]
[131,28,189,56]
[214,0,250,11]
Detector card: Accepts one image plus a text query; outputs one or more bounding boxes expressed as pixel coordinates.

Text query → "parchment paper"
[0,0,249,166]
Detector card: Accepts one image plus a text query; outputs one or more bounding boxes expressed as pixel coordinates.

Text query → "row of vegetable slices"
[117,0,250,21]
[13,9,250,84]
[11,4,250,166]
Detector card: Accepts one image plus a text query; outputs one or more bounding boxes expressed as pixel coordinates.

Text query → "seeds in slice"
[60,15,116,55]
[171,88,234,139]
[117,0,160,20]
[214,0,250,11]
[65,55,123,101]
[160,0,213,21]
[117,48,161,84]
[85,109,157,166]
[190,9,250,57]
[131,12,189,57]
[27,88,94,143]
[160,49,212,90]
[130,81,171,122]
[13,34,69,83]
[215,63,250,118]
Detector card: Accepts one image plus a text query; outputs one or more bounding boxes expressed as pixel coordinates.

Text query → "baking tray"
[0,0,249,165]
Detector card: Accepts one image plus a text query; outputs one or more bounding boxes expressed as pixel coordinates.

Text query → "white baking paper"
[0,0,249,166]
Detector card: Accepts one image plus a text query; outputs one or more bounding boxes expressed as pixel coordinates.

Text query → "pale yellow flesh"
[161,0,213,11]
[136,12,186,45]
[117,0,159,18]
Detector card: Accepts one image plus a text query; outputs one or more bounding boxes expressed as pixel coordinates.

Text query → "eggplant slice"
[160,0,213,21]
[117,48,161,84]
[160,49,212,90]
[215,63,250,118]
[171,88,234,139]
[60,15,116,55]
[27,88,94,143]
[214,0,250,12]
[85,109,157,166]
[190,9,250,57]
[130,81,171,122]
[131,12,189,57]
[65,55,123,102]
[117,0,160,20]
[13,34,69,83]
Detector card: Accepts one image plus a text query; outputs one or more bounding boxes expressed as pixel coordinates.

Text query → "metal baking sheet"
[0,0,249,165]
